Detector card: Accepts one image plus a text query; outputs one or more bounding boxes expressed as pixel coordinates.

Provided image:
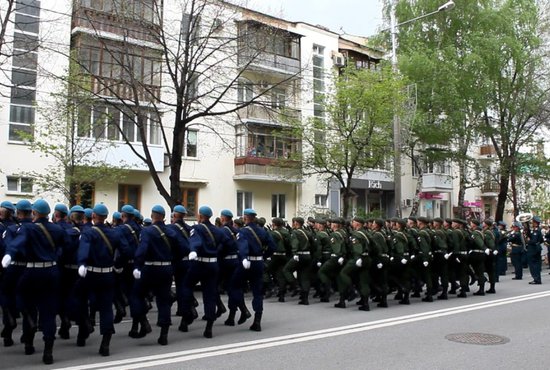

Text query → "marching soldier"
[431,218,449,300]
[482,220,497,293]
[468,220,487,295]
[527,216,543,284]
[391,219,411,305]
[318,218,347,303]
[283,217,313,305]
[267,217,290,303]
[508,221,525,279]
[2,200,66,364]
[452,219,470,297]
[416,217,434,302]
[496,221,509,278]
[370,219,390,308]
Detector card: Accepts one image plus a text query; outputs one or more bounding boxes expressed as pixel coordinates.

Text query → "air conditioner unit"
[332,52,346,67]
[403,198,413,207]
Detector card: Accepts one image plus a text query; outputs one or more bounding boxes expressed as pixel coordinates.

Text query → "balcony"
[238,47,301,77]
[479,144,497,159]
[421,173,453,193]
[234,156,302,183]
[237,104,300,125]
[481,181,499,196]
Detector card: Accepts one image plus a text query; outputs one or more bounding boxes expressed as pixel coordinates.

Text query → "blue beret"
[112,211,122,220]
[15,199,32,212]
[243,208,257,216]
[221,209,233,218]
[54,203,69,215]
[32,199,51,215]
[151,204,165,215]
[93,203,109,217]
[1,201,15,212]
[84,208,93,218]
[143,218,152,225]
[533,216,542,224]
[199,205,213,218]
[70,205,85,214]
[173,205,187,214]
[134,210,143,221]
[121,204,135,214]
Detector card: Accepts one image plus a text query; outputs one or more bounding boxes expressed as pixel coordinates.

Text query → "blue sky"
[250,0,385,37]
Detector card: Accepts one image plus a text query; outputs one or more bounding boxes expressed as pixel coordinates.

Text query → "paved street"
[2,270,550,370]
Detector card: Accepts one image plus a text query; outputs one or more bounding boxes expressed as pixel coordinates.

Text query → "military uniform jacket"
[6,217,66,263]
[117,221,141,261]
[270,227,290,255]
[432,229,448,253]
[370,230,388,262]
[3,218,31,263]
[349,228,369,260]
[189,220,234,258]
[78,223,128,268]
[483,229,496,250]
[528,227,543,252]
[237,222,276,259]
[135,221,186,268]
[167,221,191,260]
[392,230,408,260]
[508,231,525,253]
[470,229,485,250]
[329,229,347,258]
[417,228,432,261]
[217,222,238,257]
[446,228,460,254]
[59,221,82,266]
[290,227,311,255]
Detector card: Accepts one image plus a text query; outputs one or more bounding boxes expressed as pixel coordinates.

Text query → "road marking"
[55,290,550,370]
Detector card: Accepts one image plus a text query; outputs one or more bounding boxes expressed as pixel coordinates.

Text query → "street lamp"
[390,0,455,217]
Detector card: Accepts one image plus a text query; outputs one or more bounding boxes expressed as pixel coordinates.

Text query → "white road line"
[54,290,550,370]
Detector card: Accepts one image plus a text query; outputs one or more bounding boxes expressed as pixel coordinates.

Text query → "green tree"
[294,64,405,218]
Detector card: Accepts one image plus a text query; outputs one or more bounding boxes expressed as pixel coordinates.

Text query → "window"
[10,105,34,124]
[149,111,161,145]
[271,89,286,109]
[15,0,41,17]
[12,52,38,70]
[315,194,327,207]
[10,87,35,105]
[271,194,286,218]
[118,184,141,211]
[237,191,253,216]
[181,13,200,44]
[75,182,95,209]
[13,32,39,52]
[185,129,197,157]
[93,105,107,139]
[122,110,136,142]
[181,187,198,218]
[15,14,40,34]
[237,81,254,103]
[6,176,33,194]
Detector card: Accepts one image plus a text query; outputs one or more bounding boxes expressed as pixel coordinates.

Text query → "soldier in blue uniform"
[2,199,66,365]
[508,221,525,280]
[236,208,276,331]
[1,200,31,347]
[527,216,543,284]
[496,221,509,278]
[132,205,186,345]
[182,206,235,338]
[77,204,128,356]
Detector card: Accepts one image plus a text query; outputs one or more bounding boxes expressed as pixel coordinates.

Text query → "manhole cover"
[445,333,510,345]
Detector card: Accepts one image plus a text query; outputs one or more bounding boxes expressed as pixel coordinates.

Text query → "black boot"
[474,283,486,296]
[137,316,152,338]
[422,295,434,302]
[224,309,236,326]
[238,304,251,325]
[377,295,388,308]
[249,312,262,332]
[216,297,227,318]
[334,296,346,308]
[76,323,88,347]
[158,326,169,345]
[58,316,71,339]
[399,292,410,305]
[178,317,188,332]
[3,328,14,347]
[203,320,214,339]
[99,333,112,356]
[42,339,54,365]
[298,291,309,305]
[128,318,140,338]
[486,283,496,294]
[24,330,36,355]
[358,296,370,311]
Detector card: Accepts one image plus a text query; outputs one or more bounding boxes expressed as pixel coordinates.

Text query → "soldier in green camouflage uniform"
[452,219,470,297]
[431,218,449,300]
[312,219,332,299]
[416,217,434,302]
[390,219,412,305]
[369,219,390,308]
[482,220,497,294]
[468,220,487,296]
[267,218,291,302]
[318,218,347,302]
[282,217,313,305]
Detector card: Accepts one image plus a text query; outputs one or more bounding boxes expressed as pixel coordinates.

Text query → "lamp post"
[390,0,455,217]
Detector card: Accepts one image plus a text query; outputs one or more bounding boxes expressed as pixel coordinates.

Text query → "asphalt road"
[2,269,550,370]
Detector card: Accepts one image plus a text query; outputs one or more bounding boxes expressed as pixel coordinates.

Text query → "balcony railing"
[421,173,453,192]
[234,156,302,182]
[479,144,496,157]
[481,181,499,194]
[237,104,300,124]
[238,47,301,76]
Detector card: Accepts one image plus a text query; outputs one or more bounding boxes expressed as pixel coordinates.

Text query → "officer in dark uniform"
[183,206,235,338]
[2,199,66,365]
[1,200,30,347]
[83,208,93,230]
[482,220,497,293]
[132,205,187,345]
[452,219,470,297]
[391,219,411,304]
[468,220,487,295]
[508,221,525,279]
[77,204,129,356]
[527,216,543,284]
[283,217,313,305]
[431,218,449,300]
[168,205,192,332]
[496,221,509,277]
[266,217,290,303]
[416,217,434,302]
[236,208,276,331]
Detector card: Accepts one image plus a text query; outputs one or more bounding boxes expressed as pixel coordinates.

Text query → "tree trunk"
[495,161,511,222]
[168,107,186,208]
[409,171,423,217]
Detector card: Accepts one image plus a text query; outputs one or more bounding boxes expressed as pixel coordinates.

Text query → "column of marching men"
[0,199,548,365]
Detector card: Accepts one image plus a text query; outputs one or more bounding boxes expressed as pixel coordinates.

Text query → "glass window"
[271,194,286,218]
[118,184,141,211]
[13,33,39,51]
[106,106,119,140]
[122,110,135,142]
[149,111,161,145]
[15,0,41,17]
[75,182,95,209]
[77,105,91,137]
[93,105,106,139]
[8,123,32,141]
[10,87,35,105]
[180,187,198,218]
[12,52,38,70]
[9,105,35,124]
[185,130,197,157]
[237,190,253,216]
[6,176,33,193]
[15,14,40,34]
[315,194,327,207]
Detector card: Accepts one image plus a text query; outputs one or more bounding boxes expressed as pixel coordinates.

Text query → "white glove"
[293,255,299,262]
[444,253,451,260]
[114,267,123,274]
[338,257,344,265]
[377,263,383,269]
[188,251,198,260]
[317,262,322,267]
[133,269,141,279]
[390,257,394,262]
[266,257,272,261]
[401,258,407,265]
[410,255,416,260]
[423,261,429,267]
[456,258,461,263]
[355,258,362,267]
[242,258,251,269]
[493,250,499,255]
[485,248,491,256]
[1,254,11,268]
[78,265,87,278]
